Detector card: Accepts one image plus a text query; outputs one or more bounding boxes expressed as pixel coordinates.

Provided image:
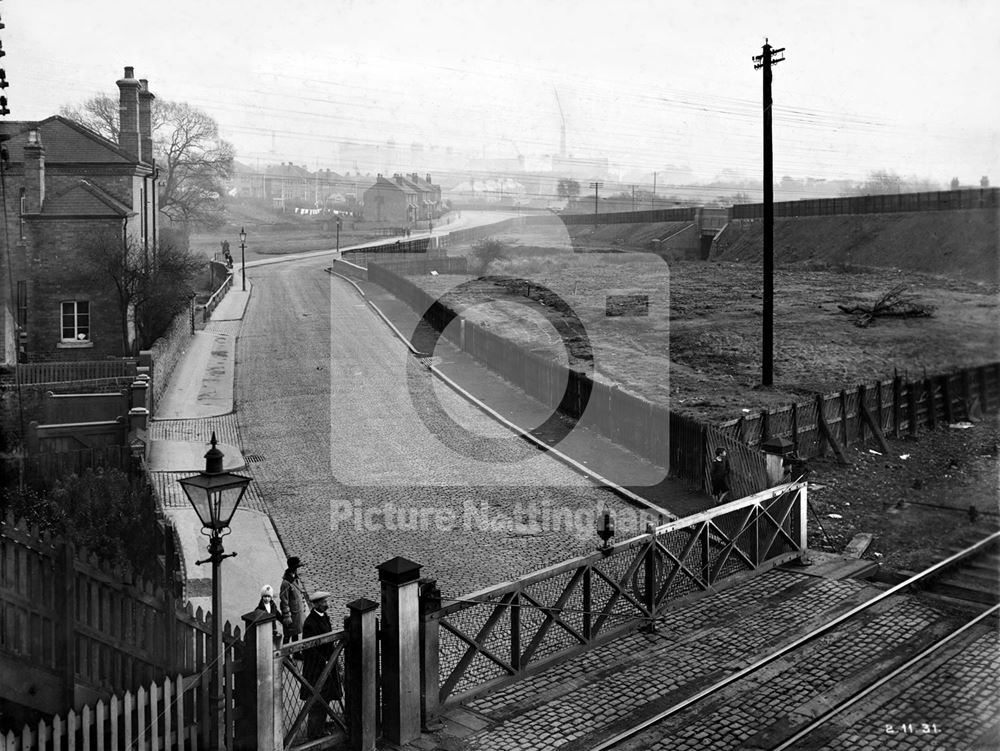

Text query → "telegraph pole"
[589,181,603,227]
[753,38,784,387]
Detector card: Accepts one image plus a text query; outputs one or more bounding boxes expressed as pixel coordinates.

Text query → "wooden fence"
[718,365,1000,461]
[1,674,206,751]
[0,513,222,719]
[11,361,137,386]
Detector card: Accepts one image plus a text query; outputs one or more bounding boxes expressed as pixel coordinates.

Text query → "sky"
[4,0,999,186]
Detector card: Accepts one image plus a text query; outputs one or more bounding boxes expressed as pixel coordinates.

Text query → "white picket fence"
[0,675,202,751]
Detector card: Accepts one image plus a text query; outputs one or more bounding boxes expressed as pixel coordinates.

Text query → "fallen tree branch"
[838,283,934,327]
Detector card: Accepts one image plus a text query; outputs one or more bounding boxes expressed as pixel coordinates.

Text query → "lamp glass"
[239,228,247,243]
[179,472,251,531]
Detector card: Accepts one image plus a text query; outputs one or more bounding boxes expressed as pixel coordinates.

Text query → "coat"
[300,608,342,701]
[280,572,308,637]
[253,597,282,645]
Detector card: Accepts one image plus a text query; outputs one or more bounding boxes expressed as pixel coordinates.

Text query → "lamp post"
[239,227,247,291]
[179,433,252,751]
[336,215,341,253]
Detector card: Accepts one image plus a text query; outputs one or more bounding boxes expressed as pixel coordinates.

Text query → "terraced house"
[0,67,158,363]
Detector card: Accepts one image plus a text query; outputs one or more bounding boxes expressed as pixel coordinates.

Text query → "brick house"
[398,173,442,219]
[0,66,158,363]
[362,173,420,223]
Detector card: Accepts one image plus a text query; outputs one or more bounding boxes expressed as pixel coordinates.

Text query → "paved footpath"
[148,283,287,625]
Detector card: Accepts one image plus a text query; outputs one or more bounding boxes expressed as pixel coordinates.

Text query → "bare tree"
[81,231,203,354]
[60,95,234,226]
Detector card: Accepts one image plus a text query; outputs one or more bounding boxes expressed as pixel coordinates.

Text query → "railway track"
[589,532,1000,751]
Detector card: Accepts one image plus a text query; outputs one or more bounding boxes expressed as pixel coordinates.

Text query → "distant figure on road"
[710,447,731,505]
[280,556,309,643]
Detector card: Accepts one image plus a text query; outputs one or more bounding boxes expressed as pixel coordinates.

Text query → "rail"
[771,601,999,751]
[203,272,233,322]
[591,529,1000,750]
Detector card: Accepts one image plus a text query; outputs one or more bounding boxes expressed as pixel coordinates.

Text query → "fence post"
[378,557,422,746]
[130,379,149,411]
[940,375,954,424]
[59,541,77,710]
[419,579,443,727]
[235,609,276,751]
[892,374,902,438]
[345,597,378,751]
[907,379,919,436]
[857,385,867,445]
[796,484,809,553]
[925,377,936,430]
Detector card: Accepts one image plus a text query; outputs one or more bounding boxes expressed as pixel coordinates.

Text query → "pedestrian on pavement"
[279,556,310,643]
[710,447,731,505]
[254,584,282,647]
[300,591,342,739]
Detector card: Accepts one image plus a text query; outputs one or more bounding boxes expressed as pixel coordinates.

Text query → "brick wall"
[17,217,128,361]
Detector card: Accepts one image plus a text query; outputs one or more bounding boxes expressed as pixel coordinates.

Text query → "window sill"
[56,341,94,349]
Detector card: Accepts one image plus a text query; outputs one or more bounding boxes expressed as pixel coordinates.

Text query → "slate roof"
[1,116,141,166]
[41,179,134,217]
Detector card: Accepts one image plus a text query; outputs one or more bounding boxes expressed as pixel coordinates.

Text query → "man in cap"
[279,556,309,643]
[300,591,342,739]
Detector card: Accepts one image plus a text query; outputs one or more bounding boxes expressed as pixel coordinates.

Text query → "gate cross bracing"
[423,483,808,709]
[278,632,348,748]
[238,484,807,750]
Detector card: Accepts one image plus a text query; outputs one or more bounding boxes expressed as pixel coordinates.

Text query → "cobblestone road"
[429,572,998,751]
[235,258,640,615]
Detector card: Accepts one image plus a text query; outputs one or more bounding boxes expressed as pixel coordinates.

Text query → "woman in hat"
[254,584,282,646]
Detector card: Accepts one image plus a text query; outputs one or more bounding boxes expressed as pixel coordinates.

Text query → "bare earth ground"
[412,220,1000,569]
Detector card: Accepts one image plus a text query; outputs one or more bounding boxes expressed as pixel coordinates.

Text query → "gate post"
[378,557,422,746]
[419,578,442,728]
[234,609,277,751]
[345,598,379,751]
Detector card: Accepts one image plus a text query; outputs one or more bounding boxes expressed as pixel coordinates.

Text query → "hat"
[309,591,331,603]
[287,556,303,569]
[261,584,274,597]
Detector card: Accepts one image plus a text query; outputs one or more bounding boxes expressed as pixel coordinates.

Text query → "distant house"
[362,174,420,223]
[0,67,158,363]
[400,173,442,219]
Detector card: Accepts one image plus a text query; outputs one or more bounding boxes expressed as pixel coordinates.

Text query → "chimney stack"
[116,66,142,161]
[23,130,45,213]
[426,174,432,184]
[138,79,155,166]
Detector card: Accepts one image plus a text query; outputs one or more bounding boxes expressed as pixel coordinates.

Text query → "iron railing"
[423,483,808,710]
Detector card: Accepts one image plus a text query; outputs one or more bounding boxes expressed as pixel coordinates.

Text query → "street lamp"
[336,215,341,253]
[239,227,247,292]
[179,433,252,751]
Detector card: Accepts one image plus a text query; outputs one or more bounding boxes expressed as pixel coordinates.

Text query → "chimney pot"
[124,66,135,78]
